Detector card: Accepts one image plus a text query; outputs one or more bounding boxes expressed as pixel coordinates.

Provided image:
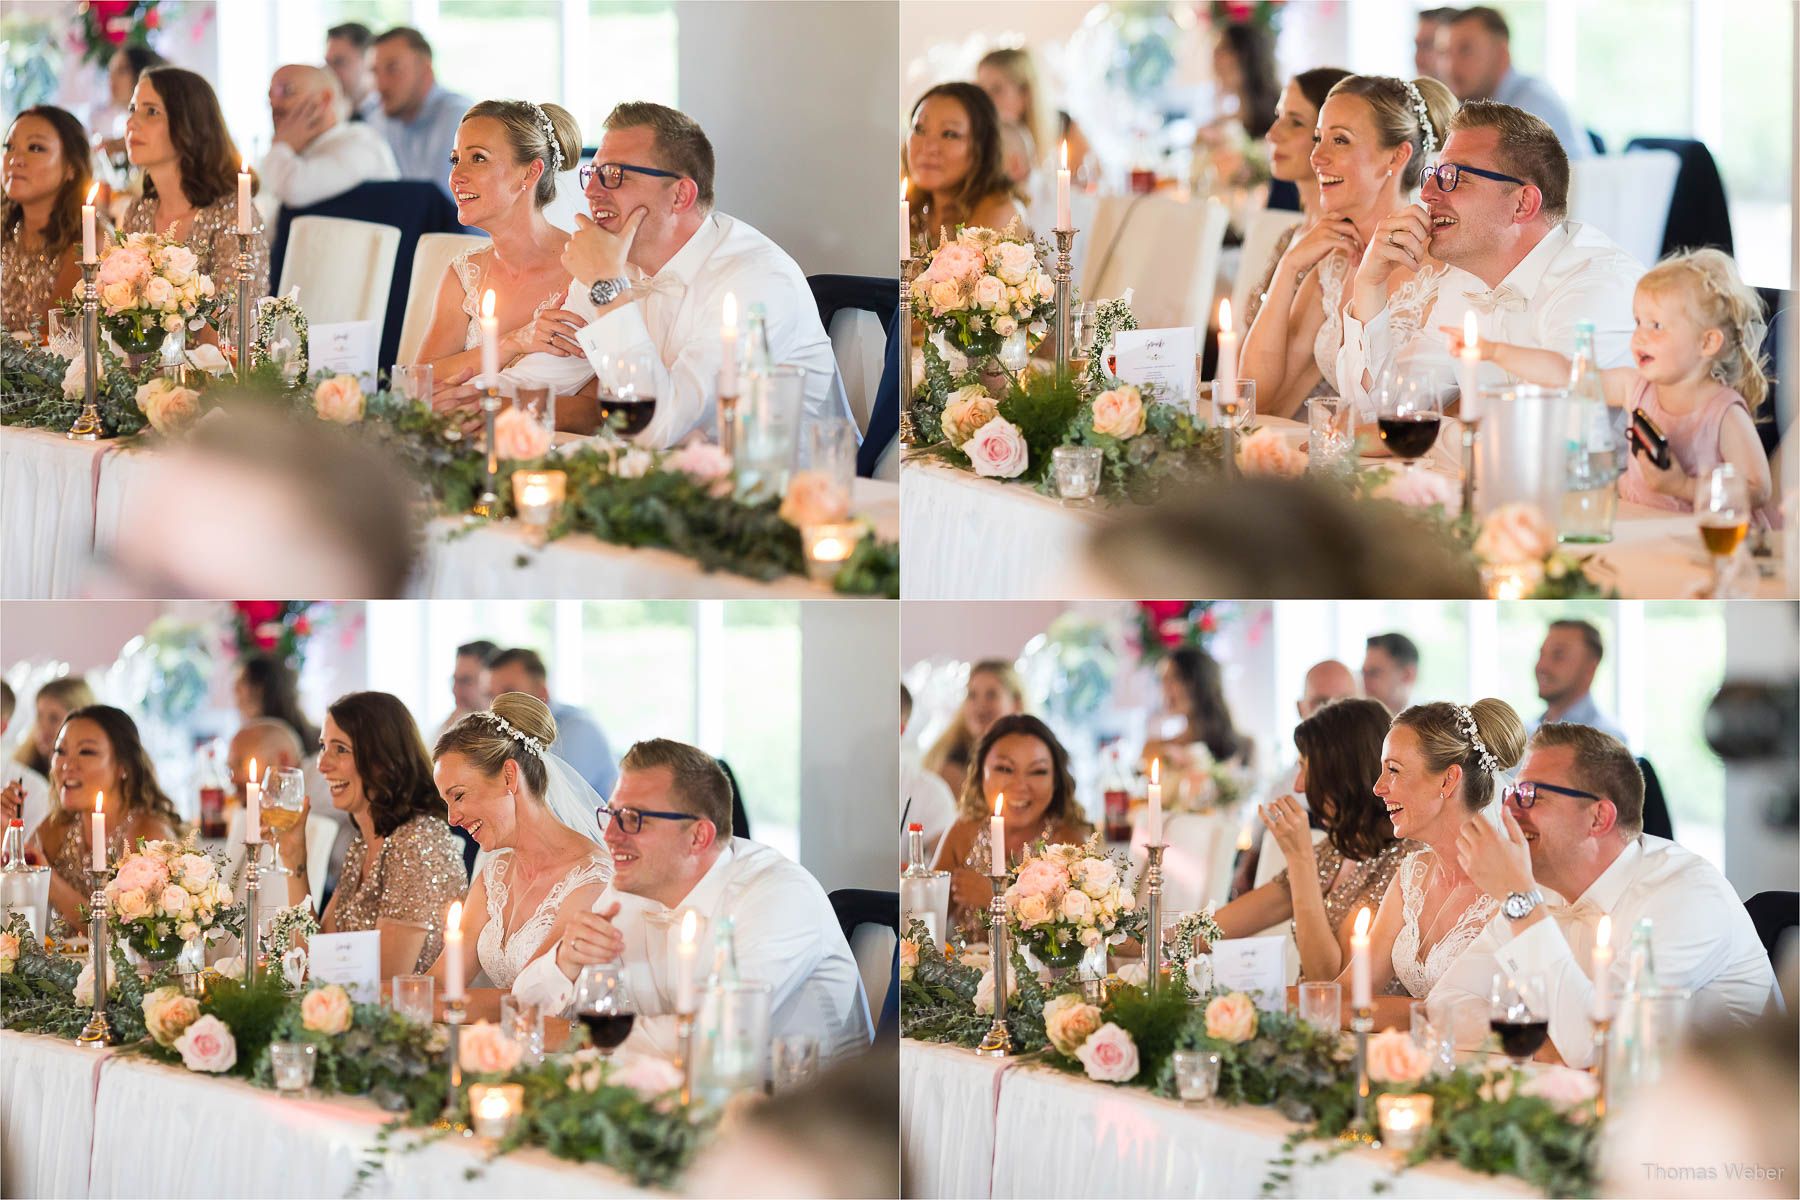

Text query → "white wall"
[798,600,897,895]
[676,0,896,276]
[1722,601,1800,899]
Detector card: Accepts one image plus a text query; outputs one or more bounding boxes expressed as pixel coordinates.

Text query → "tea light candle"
[244,761,261,844]
[91,793,106,870]
[1591,913,1613,1021]
[1376,1093,1433,1152]
[990,793,1006,875]
[1146,759,1162,845]
[900,177,912,260]
[802,521,864,580]
[510,469,566,527]
[469,1083,523,1139]
[480,290,499,385]
[676,908,700,1015]
[445,900,465,1000]
[83,183,99,263]
[1460,310,1482,422]
[1056,140,1071,229]
[1351,907,1371,1008]
[720,292,738,399]
[237,159,252,235]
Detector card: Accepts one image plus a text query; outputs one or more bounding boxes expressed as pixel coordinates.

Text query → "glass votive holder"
[1376,1093,1433,1152]
[269,1041,317,1095]
[510,469,567,528]
[802,521,864,580]
[772,1032,821,1092]
[1306,395,1352,472]
[469,1082,524,1140]
[501,994,545,1065]
[1299,981,1341,1033]
[390,362,433,406]
[1210,378,1256,432]
[1172,1049,1222,1104]
[393,974,434,1025]
[1051,445,1102,507]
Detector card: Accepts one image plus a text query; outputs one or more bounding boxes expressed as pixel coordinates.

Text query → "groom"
[510,738,871,1062]
[1429,723,1778,1066]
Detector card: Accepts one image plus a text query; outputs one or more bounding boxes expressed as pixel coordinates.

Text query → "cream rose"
[1474,502,1555,565]
[1090,385,1146,439]
[0,931,18,974]
[158,244,198,284]
[973,274,1006,311]
[993,315,1019,337]
[460,1021,523,1074]
[1238,427,1307,478]
[140,382,201,434]
[926,278,963,312]
[1366,1029,1433,1084]
[61,357,86,399]
[613,1054,685,1098]
[1204,991,1258,1043]
[1520,1065,1598,1116]
[1373,467,1458,508]
[941,386,999,446]
[1072,857,1119,899]
[175,853,215,891]
[992,241,1036,286]
[312,375,366,424]
[490,405,550,460]
[174,1014,237,1073]
[157,883,194,920]
[74,960,95,1006]
[1074,1022,1140,1083]
[779,469,852,526]
[898,938,918,981]
[962,415,1029,479]
[301,983,354,1035]
[1044,995,1105,1056]
[115,887,153,922]
[666,442,735,496]
[1013,892,1052,928]
[973,967,1018,1015]
[1059,888,1093,923]
[142,986,202,1047]
[142,276,177,311]
[99,280,138,313]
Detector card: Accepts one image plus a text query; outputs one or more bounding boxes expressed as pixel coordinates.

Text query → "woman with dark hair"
[904,81,1027,247]
[932,714,1092,930]
[118,65,268,300]
[1212,23,1282,139]
[96,44,166,169]
[1206,699,1406,983]
[233,651,320,749]
[29,705,182,930]
[272,691,466,978]
[1142,646,1244,772]
[2,106,100,336]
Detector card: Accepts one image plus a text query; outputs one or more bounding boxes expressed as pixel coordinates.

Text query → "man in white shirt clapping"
[1431,723,1780,1067]
[511,738,871,1063]
[258,64,398,215]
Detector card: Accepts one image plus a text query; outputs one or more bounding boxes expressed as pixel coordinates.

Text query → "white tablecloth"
[900,1039,1010,1200]
[0,428,112,599]
[0,1031,107,1199]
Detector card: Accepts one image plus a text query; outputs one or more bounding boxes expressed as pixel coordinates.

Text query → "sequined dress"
[1,233,74,336]
[1271,837,1409,984]
[46,816,134,937]
[118,192,270,300]
[326,814,468,974]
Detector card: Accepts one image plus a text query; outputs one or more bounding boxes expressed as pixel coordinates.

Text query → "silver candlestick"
[1144,843,1166,992]
[1351,1004,1374,1130]
[445,992,468,1110]
[898,256,922,446]
[976,871,1013,1057]
[76,866,115,1046]
[1219,396,1241,476]
[473,386,502,518]
[242,843,262,986]
[67,261,103,440]
[675,1011,696,1106]
[234,248,253,379]
[1591,1015,1613,1119]
[1051,228,1077,378]
[1460,417,1483,521]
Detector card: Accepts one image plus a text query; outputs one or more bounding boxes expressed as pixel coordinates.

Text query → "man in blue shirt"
[1438,6,1591,159]
[1528,619,1627,745]
[485,647,619,801]
[366,26,472,197]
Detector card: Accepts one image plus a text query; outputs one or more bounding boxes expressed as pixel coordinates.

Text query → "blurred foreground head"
[1086,476,1482,598]
[103,404,421,597]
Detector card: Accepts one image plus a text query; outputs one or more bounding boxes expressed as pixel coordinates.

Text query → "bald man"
[258,62,397,213]
[228,717,305,800]
[1297,660,1359,720]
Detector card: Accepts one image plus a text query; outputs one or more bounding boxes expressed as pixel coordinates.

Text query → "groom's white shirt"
[1429,834,1780,1067]
[510,836,872,1063]
[502,211,854,449]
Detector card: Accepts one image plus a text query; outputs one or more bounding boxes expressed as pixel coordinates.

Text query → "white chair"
[827,307,887,436]
[1080,194,1232,331]
[275,216,401,327]
[1232,208,1305,322]
[396,232,488,365]
[848,921,896,1039]
[1567,149,1680,268]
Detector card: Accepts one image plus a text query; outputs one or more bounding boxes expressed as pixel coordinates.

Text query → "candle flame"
[1150,758,1160,785]
[993,793,1005,818]
[95,791,104,815]
[1596,913,1611,948]
[247,757,258,783]
[481,289,496,320]
[901,175,909,199]
[680,909,699,944]
[86,182,99,205]
[1354,906,1371,937]
[1060,139,1069,169]
[723,291,736,328]
[1237,826,1253,852]
[241,157,249,174]
[1218,298,1233,335]
[447,900,463,929]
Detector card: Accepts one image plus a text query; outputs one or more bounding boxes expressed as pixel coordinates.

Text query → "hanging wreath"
[251,295,309,379]
[1133,601,1228,666]
[1081,296,1138,396]
[76,1,162,67]
[228,602,320,671]
[1208,1,1288,33]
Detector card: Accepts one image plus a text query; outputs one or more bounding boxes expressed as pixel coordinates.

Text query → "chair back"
[807,274,896,438]
[1567,150,1679,269]
[1636,757,1675,841]
[1232,208,1305,322]
[1623,137,1735,257]
[829,887,900,1041]
[1754,287,1790,459]
[715,757,752,843]
[1082,194,1231,331]
[396,233,489,365]
[1744,891,1799,961]
[276,216,401,327]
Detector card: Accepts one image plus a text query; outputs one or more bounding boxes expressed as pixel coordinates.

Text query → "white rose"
[973,967,1019,1015]
[143,276,177,310]
[973,274,1006,311]
[992,241,1037,286]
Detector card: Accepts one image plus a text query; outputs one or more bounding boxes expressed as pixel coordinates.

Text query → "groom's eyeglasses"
[596,799,700,835]
[1420,162,1527,192]
[580,161,682,190]
[1503,780,1601,810]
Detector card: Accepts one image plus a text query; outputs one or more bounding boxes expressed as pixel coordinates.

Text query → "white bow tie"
[1548,896,1606,925]
[628,272,688,303]
[1463,284,1528,314]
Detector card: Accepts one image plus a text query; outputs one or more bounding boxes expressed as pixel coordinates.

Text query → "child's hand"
[1438,324,1494,361]
[1636,442,1692,498]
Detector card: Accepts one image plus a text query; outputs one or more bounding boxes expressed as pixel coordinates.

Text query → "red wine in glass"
[599,394,657,437]
[1490,1017,1548,1061]
[579,1010,636,1051]
[1377,415,1442,461]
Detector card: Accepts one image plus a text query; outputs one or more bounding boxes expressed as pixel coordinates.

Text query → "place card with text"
[1210,935,1287,1011]
[308,320,381,390]
[307,930,382,1003]
[1112,327,1197,412]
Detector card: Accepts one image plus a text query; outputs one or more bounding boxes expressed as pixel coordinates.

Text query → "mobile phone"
[1629,408,1670,470]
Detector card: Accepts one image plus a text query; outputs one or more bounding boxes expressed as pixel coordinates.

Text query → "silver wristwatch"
[588,276,631,307]
[1501,888,1545,921]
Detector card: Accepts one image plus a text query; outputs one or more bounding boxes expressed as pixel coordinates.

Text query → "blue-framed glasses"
[579,161,681,190]
[1503,780,1601,810]
[1421,162,1527,192]
[596,799,700,835]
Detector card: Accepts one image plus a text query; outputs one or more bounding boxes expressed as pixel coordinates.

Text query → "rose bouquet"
[103,839,241,962]
[68,231,225,357]
[908,225,1054,366]
[1002,837,1142,971]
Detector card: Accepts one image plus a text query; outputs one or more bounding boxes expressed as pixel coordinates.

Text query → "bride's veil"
[540,750,608,848]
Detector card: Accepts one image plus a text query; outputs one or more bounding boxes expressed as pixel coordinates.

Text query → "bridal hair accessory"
[528,102,563,172]
[1404,81,1436,158]
[1454,704,1501,777]
[474,710,547,757]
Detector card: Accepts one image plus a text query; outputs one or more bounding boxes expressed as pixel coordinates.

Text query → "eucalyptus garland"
[251,295,308,377]
[1081,296,1138,396]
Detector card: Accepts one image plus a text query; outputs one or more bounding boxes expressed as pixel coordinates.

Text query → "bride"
[1334,698,1526,1027]
[428,692,610,993]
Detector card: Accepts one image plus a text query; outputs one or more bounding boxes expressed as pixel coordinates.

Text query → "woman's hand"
[0,781,23,825]
[504,307,585,359]
[949,867,993,913]
[1280,215,1364,277]
[1259,794,1316,869]
[1351,204,1429,318]
[273,795,310,873]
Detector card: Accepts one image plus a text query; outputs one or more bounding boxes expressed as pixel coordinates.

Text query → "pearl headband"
[473,709,546,758]
[527,101,563,173]
[1455,704,1501,776]
[1404,81,1436,159]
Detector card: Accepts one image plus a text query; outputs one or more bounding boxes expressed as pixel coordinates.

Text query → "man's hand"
[272,92,333,154]
[561,209,647,290]
[555,900,624,978]
[1456,809,1536,903]
[1357,204,1431,281]
[426,366,487,432]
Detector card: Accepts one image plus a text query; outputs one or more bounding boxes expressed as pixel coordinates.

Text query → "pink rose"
[494,406,551,460]
[963,415,1029,478]
[925,240,984,283]
[312,375,366,425]
[460,1020,523,1075]
[114,854,169,896]
[1043,994,1104,1056]
[973,274,1006,311]
[142,985,201,1047]
[941,386,999,445]
[612,1054,685,1098]
[1091,385,1146,439]
[97,247,152,288]
[1074,1022,1140,1083]
[779,469,852,526]
[1373,467,1458,509]
[1238,428,1306,478]
[1012,859,1067,899]
[0,931,18,974]
[173,1014,237,1073]
[301,983,353,1035]
[991,241,1037,286]
[1474,502,1555,565]
[666,442,735,496]
[1366,1029,1433,1084]
[1520,1065,1598,1117]
[1204,991,1258,1043]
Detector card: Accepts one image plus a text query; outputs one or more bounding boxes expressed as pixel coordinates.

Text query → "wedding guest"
[485,648,617,802]
[233,650,320,750]
[1208,699,1405,983]
[256,64,397,213]
[118,66,269,301]
[900,684,957,868]
[226,717,305,811]
[0,682,50,840]
[1237,73,1456,418]
[366,27,472,195]
[1298,658,1359,719]
[1414,8,1459,79]
[325,22,380,122]
[437,638,498,739]
[1238,67,1351,332]
[905,82,1028,246]
[976,47,1091,182]
[2,106,96,336]
[511,738,871,1062]
[408,98,582,387]
[1432,723,1780,1065]
[1362,632,1418,716]
[272,691,467,979]
[427,692,611,994]
[932,714,1093,929]
[1141,645,1245,772]
[485,101,854,446]
[1246,658,1361,889]
[1437,7,1589,158]
[923,659,1026,798]
[31,705,181,931]
[94,45,165,171]
[1527,619,1627,744]
[10,677,94,779]
[1341,102,1640,412]
[1209,21,1282,139]
[1447,248,1774,515]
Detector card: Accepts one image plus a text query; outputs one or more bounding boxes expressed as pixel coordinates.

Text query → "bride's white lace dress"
[1391,849,1499,998]
[476,848,611,989]
[450,246,569,352]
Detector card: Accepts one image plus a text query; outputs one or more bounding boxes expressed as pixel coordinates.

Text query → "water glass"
[772,1032,821,1092]
[1410,999,1455,1073]
[390,363,433,406]
[696,979,773,1103]
[1306,395,1353,472]
[1210,378,1255,433]
[739,365,807,500]
[511,383,556,437]
[1052,445,1102,507]
[501,995,545,1064]
[1299,981,1341,1033]
[1172,1049,1222,1103]
[392,974,434,1025]
[805,418,858,500]
[269,1041,317,1094]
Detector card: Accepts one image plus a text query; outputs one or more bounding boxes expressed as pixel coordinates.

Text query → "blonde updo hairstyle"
[460,99,581,207]
[1390,698,1526,810]
[432,691,559,798]
[1326,75,1457,190]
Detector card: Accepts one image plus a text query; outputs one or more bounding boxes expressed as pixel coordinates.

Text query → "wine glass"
[1488,972,1548,1069]
[1375,364,1447,475]
[572,963,637,1059]
[1695,464,1749,594]
[260,766,306,879]
[596,347,658,438]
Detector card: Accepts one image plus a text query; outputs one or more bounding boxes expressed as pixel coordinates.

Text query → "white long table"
[0,1030,655,1199]
[901,1038,1533,1199]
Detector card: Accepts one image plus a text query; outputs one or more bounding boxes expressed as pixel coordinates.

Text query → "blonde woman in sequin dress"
[2,106,100,337]
[117,66,269,318]
[273,692,467,979]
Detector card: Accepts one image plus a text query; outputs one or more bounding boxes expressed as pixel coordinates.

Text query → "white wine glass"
[260,766,306,879]
[1695,464,1749,594]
